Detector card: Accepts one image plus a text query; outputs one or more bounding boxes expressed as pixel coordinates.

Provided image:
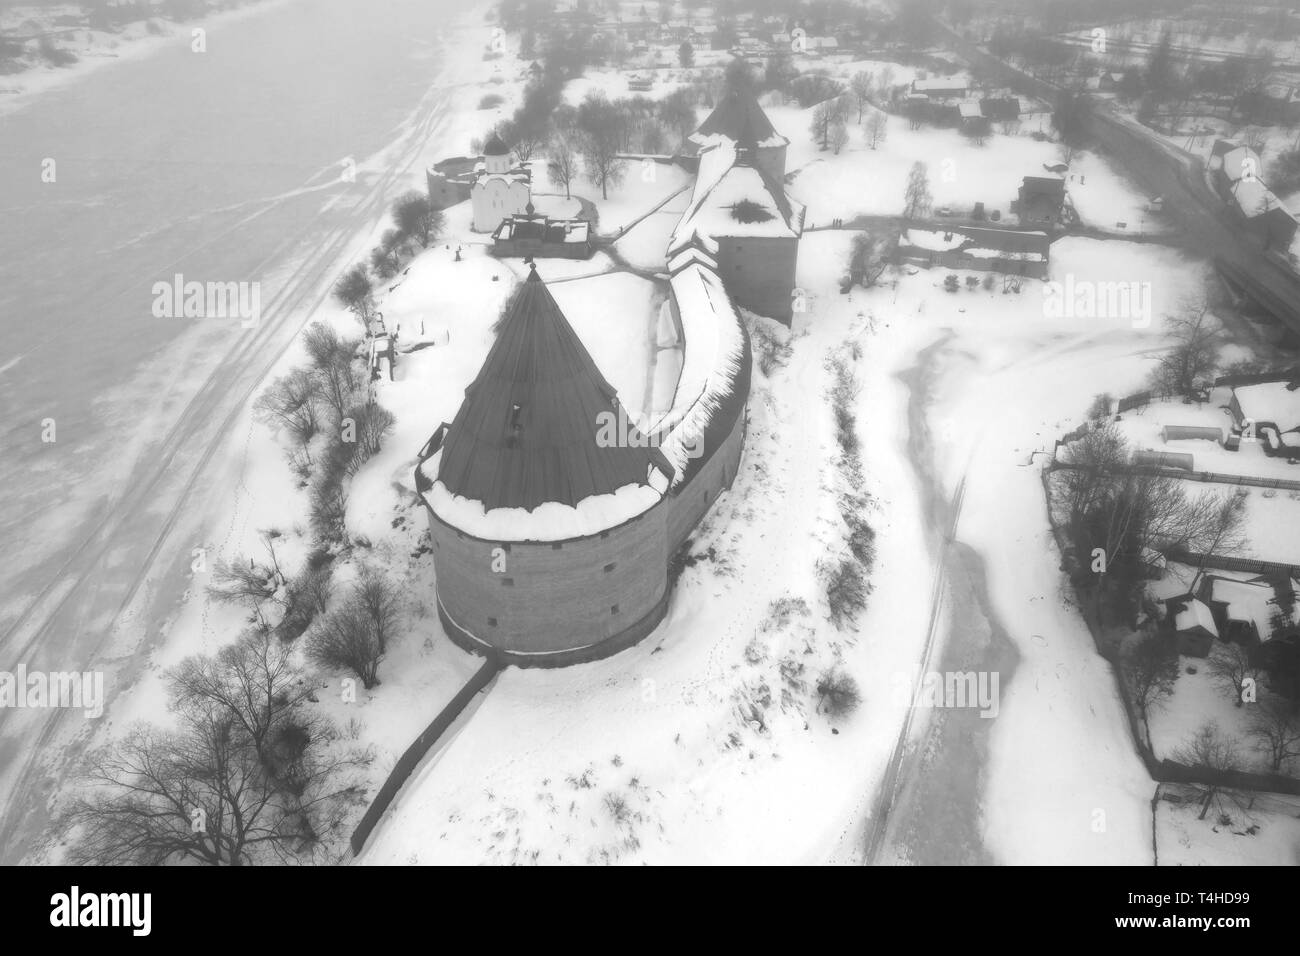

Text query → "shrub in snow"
[823,559,868,628]
[843,509,876,569]
[748,319,793,376]
[816,668,862,719]
[307,600,384,689]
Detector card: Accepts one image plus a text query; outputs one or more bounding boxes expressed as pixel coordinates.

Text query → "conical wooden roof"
[437,264,668,512]
[693,86,787,147]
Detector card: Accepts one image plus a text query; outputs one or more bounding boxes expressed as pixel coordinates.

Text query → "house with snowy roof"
[1228,378,1300,455]
[1165,595,1219,657]
[911,76,969,98]
[471,133,532,233]
[1208,139,1298,250]
[1199,573,1300,648]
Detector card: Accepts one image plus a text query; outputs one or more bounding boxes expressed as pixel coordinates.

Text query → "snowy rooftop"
[1174,598,1218,637]
[1234,381,1300,431]
[669,144,804,251]
[1207,576,1296,641]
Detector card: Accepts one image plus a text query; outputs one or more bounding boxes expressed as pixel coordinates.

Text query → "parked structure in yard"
[897,225,1049,278]
[1015,175,1066,225]
[490,204,593,259]
[471,133,532,233]
[1166,595,1219,657]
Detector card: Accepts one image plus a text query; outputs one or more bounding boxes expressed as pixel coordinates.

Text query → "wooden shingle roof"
[436,264,669,511]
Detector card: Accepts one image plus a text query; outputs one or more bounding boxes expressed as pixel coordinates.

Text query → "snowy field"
[36,27,1300,866]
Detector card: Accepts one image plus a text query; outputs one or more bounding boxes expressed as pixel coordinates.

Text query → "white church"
[471,133,532,233]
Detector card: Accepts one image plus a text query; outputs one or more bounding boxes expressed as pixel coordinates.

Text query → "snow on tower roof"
[688,86,789,151]
[433,262,671,526]
[668,144,804,254]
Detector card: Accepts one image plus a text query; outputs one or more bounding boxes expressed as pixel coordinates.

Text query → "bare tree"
[354,565,402,654]
[506,122,546,163]
[370,229,410,279]
[864,109,889,149]
[312,334,363,423]
[547,134,581,200]
[849,70,874,122]
[902,161,932,220]
[1174,720,1245,820]
[816,668,862,718]
[333,265,374,331]
[1250,700,1300,773]
[308,602,383,689]
[69,645,366,865]
[576,92,627,200]
[1186,491,1249,593]
[208,558,281,628]
[254,367,322,457]
[848,230,897,287]
[1123,631,1177,745]
[828,119,850,154]
[1209,641,1267,708]
[342,402,396,472]
[392,191,445,248]
[1055,422,1129,526]
[809,96,848,150]
[1148,298,1220,396]
[169,630,313,760]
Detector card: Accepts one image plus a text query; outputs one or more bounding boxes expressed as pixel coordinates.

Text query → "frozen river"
[0,0,476,862]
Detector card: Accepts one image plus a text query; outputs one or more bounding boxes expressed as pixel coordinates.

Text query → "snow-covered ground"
[1157,785,1300,865]
[34,28,1298,865]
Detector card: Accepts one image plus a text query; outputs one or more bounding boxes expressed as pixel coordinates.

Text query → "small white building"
[471,133,532,233]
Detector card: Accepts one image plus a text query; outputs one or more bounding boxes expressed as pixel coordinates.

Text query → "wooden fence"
[1051,460,1300,492]
[1164,548,1300,577]
[350,654,503,857]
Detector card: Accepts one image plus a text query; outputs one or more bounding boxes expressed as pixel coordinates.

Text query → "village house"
[1208,139,1299,251]
[1228,377,1300,455]
[490,204,593,259]
[1200,573,1300,648]
[911,75,969,98]
[471,133,532,233]
[1015,175,1066,226]
[1165,595,1219,657]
